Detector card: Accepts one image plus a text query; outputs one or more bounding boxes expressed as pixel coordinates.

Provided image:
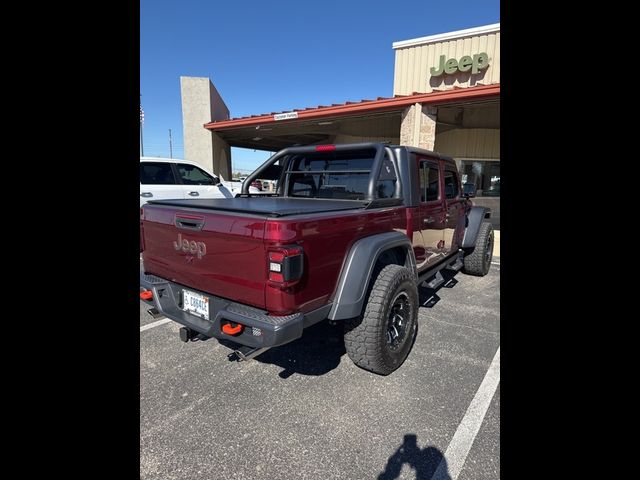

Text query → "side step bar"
[423,271,444,289]
[417,252,464,290]
[447,257,464,272]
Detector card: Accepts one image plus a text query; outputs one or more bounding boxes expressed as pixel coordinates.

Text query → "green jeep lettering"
[430,52,490,77]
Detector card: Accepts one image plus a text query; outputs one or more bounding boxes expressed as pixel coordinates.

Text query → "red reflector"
[282,246,302,256]
[269,251,285,262]
[140,290,152,300]
[269,272,284,282]
[222,322,243,335]
[315,144,336,152]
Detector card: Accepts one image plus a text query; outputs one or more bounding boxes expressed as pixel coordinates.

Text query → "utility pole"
[140,95,145,156]
[169,129,173,158]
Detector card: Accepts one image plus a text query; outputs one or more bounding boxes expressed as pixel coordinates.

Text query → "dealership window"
[459,160,500,197]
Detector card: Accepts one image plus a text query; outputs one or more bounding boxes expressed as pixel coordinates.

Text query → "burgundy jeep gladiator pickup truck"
[140,142,493,375]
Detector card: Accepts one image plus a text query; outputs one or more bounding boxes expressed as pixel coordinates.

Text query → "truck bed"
[148,197,369,217]
[141,195,401,312]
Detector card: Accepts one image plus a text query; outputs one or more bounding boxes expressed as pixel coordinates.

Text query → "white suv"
[140,157,259,207]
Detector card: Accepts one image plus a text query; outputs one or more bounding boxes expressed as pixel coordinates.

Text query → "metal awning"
[205,84,499,151]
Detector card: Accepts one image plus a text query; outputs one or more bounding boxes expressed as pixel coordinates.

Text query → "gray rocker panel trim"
[328,231,416,320]
[461,206,491,249]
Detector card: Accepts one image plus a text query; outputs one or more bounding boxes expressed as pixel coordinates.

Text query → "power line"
[140,96,144,156]
[143,143,184,147]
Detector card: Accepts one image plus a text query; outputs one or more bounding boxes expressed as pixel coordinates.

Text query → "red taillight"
[268,272,284,282]
[267,245,304,285]
[315,144,336,152]
[140,290,152,301]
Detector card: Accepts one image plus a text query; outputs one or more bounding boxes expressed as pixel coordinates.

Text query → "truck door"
[442,165,466,253]
[139,161,181,208]
[417,158,448,269]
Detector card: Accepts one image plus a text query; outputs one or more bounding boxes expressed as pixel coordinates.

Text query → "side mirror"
[211,176,220,185]
[462,183,476,198]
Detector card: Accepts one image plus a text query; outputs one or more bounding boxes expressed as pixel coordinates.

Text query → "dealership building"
[180,23,500,225]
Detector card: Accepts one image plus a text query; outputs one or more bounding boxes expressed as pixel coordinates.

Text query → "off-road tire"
[462,221,494,276]
[344,264,418,375]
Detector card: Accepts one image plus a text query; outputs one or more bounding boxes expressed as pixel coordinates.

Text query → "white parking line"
[491,261,500,266]
[140,318,172,332]
[431,346,500,480]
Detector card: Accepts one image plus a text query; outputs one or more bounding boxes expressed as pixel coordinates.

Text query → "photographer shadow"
[378,434,450,480]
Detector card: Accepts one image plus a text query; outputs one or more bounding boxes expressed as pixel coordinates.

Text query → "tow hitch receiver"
[179,327,198,342]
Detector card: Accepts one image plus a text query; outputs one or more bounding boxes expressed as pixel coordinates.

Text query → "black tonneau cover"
[147,197,368,217]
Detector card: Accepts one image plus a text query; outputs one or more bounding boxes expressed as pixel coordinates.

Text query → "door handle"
[424,217,435,224]
[188,191,200,196]
[140,192,153,197]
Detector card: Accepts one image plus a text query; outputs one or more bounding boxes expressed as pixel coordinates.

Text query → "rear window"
[286,149,396,200]
[140,162,177,185]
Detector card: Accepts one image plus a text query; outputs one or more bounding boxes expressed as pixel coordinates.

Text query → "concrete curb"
[493,230,500,257]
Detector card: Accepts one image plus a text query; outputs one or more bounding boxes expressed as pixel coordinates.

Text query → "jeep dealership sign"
[430,52,489,77]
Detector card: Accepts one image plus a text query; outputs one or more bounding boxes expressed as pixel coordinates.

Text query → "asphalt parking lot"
[140,260,500,480]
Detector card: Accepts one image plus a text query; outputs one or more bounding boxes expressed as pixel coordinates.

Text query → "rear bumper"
[140,271,328,348]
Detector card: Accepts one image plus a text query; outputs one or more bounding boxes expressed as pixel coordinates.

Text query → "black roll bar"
[241,142,388,201]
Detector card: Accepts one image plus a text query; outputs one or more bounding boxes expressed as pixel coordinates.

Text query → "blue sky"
[141,0,499,172]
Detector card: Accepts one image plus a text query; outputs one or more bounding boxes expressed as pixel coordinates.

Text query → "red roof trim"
[205,84,499,131]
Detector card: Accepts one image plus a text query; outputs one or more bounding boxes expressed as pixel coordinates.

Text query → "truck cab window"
[140,162,176,185]
[286,150,375,200]
[376,156,398,199]
[177,164,215,185]
[420,161,440,202]
[443,170,459,199]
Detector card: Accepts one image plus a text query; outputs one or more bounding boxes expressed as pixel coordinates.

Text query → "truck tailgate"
[141,205,267,309]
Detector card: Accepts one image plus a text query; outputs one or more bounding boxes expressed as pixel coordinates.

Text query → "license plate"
[182,289,209,319]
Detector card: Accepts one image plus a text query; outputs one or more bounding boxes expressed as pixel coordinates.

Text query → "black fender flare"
[328,232,417,321]
[461,207,491,249]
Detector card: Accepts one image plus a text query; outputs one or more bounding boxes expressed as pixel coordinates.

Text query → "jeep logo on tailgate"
[173,233,206,259]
